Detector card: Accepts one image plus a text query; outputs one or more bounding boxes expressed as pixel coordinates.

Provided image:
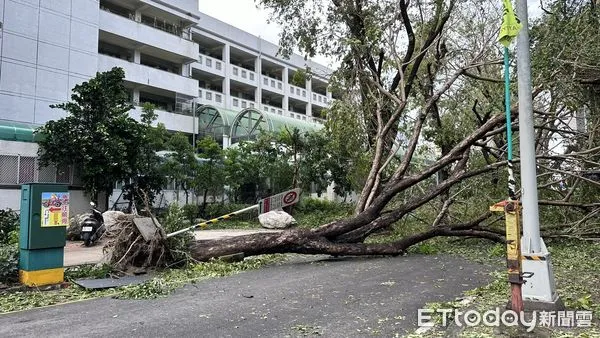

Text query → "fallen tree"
[186,0,514,261]
[110,1,600,266]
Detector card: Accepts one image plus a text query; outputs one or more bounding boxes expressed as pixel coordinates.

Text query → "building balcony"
[193,53,226,77]
[129,105,197,134]
[288,84,308,102]
[98,54,198,97]
[231,97,257,110]
[230,65,257,87]
[262,104,284,116]
[99,9,197,62]
[311,92,329,107]
[198,88,226,108]
[261,76,284,95]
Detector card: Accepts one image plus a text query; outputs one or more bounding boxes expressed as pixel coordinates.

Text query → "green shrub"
[160,204,194,265]
[0,209,19,246]
[203,203,257,221]
[0,245,19,284]
[182,204,200,225]
[295,198,352,214]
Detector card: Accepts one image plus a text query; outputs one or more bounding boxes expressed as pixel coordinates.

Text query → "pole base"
[521,237,563,309]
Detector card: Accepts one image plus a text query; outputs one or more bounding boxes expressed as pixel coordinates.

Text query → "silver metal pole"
[516,0,541,253]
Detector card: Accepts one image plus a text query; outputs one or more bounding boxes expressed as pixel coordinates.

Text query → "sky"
[198,1,280,45]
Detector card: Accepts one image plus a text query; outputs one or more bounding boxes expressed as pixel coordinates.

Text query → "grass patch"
[406,238,600,337]
[0,254,285,313]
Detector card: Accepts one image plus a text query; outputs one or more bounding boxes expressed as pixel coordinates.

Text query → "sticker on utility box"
[41,192,69,227]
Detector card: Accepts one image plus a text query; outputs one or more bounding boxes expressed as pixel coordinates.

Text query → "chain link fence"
[0,154,80,186]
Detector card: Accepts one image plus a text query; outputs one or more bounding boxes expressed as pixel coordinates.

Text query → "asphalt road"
[0,254,492,337]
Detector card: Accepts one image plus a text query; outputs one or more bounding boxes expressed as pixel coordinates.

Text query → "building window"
[290,87,294,93]
[216,62,222,70]
[250,73,254,81]
[242,70,247,78]
[278,110,282,115]
[233,67,238,76]
[233,98,239,107]
[250,102,255,108]
[264,78,268,85]
[206,58,212,67]
[242,101,247,108]
[271,108,275,113]
[18,156,36,183]
[206,92,212,100]
[198,56,202,64]
[271,80,275,87]
[216,94,222,103]
[278,82,282,90]
[313,93,317,100]
[302,90,306,97]
[318,96,322,102]
[296,88,300,95]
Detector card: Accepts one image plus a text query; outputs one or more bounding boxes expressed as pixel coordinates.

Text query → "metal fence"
[0,154,81,186]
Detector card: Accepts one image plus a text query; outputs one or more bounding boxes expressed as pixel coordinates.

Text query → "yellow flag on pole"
[498,0,522,47]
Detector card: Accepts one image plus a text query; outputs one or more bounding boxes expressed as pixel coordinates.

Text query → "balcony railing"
[262,104,284,116]
[196,53,225,76]
[198,88,226,108]
[98,54,198,97]
[100,5,191,40]
[288,84,308,101]
[311,92,329,106]
[262,75,284,93]
[230,65,257,86]
[231,97,256,110]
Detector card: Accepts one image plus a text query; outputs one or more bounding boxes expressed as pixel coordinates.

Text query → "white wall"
[98,55,199,97]
[0,0,99,125]
[0,140,38,156]
[99,10,197,61]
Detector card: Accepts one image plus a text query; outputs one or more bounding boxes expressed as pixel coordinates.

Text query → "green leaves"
[37,68,167,205]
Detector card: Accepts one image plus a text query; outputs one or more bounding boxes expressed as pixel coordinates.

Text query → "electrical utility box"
[19,183,69,286]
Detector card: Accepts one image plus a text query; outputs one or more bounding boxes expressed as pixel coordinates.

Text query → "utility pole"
[515,0,562,310]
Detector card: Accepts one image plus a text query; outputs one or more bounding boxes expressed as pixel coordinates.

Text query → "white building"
[0,0,333,212]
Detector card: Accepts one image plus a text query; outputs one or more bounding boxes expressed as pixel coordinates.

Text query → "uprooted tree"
[185,0,600,261]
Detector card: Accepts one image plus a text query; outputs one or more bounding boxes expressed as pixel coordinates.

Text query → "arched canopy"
[198,105,324,146]
[197,105,239,143]
[230,108,271,144]
[230,108,324,144]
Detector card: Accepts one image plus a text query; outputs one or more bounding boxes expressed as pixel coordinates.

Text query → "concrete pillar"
[306,75,312,116]
[133,49,141,64]
[255,56,262,107]
[282,68,289,113]
[132,88,140,106]
[222,134,230,149]
[223,45,231,109]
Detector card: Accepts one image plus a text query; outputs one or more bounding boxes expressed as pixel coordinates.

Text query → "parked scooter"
[81,202,104,247]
